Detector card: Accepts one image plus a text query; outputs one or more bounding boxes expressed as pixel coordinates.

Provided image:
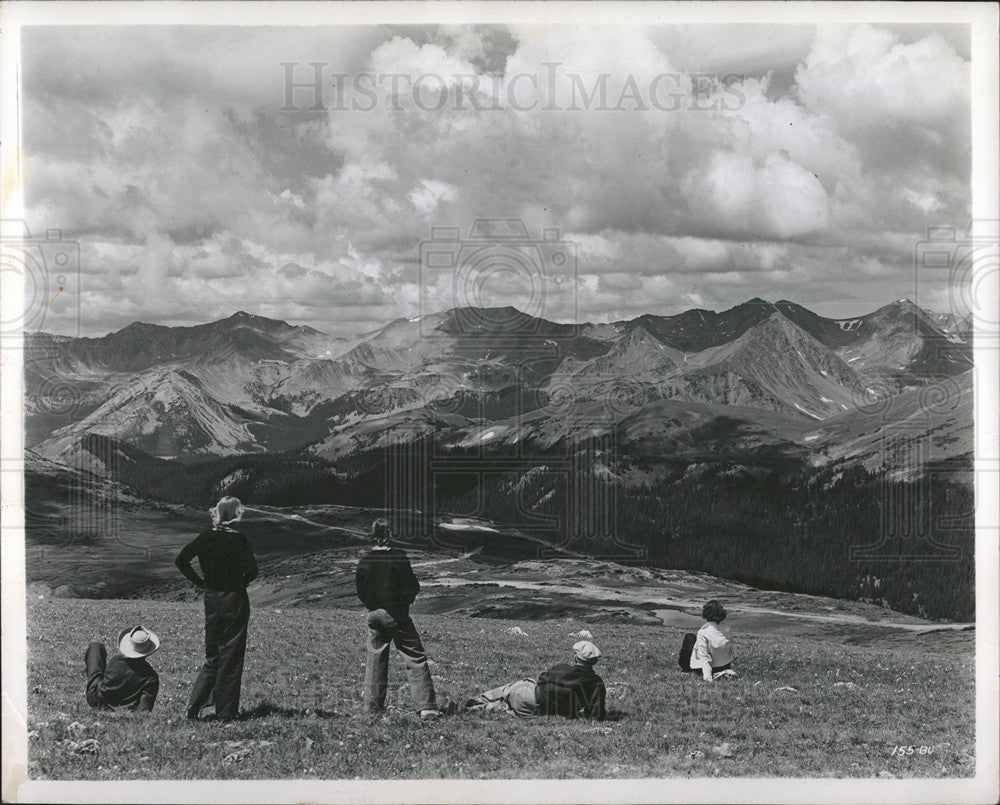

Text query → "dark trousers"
[188,588,250,719]
[85,642,108,707]
[678,633,696,672]
[364,608,436,712]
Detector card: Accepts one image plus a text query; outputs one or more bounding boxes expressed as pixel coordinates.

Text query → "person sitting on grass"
[680,600,735,682]
[356,517,443,720]
[465,640,607,720]
[84,626,160,711]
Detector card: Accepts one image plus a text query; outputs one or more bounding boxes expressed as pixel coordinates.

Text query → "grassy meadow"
[26,596,974,780]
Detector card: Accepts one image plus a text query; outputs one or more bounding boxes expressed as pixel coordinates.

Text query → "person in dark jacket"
[466,640,607,721]
[536,640,607,719]
[175,495,258,721]
[356,518,440,719]
[84,626,160,711]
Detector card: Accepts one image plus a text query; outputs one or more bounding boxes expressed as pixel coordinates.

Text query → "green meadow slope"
[26,597,973,780]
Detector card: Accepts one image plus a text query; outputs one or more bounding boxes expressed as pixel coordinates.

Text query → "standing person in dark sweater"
[175,496,258,721]
[84,626,160,711]
[355,518,441,719]
[466,640,607,721]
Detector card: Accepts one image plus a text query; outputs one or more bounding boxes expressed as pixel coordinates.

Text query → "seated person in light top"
[686,600,735,681]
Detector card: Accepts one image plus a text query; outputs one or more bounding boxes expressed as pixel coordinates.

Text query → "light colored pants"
[471,678,540,718]
[364,608,436,713]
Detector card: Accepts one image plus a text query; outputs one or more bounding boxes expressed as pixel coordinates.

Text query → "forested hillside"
[32,435,974,621]
[436,463,974,622]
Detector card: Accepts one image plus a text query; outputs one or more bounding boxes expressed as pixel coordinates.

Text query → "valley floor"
[25,597,974,780]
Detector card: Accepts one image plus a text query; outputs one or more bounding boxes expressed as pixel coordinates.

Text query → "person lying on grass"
[465,640,607,720]
[84,626,160,711]
[679,600,735,682]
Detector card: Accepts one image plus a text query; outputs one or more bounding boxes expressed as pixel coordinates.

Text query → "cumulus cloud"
[20,23,971,336]
[682,149,830,240]
[409,179,459,215]
[794,25,970,177]
[796,25,969,127]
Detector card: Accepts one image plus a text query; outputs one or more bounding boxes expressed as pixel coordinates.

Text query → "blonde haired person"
[175,496,258,720]
[210,495,245,527]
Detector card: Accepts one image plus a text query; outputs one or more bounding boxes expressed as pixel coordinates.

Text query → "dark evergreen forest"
[61,433,975,621]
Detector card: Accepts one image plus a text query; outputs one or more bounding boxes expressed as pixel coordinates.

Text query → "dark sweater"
[536,662,607,721]
[96,656,159,711]
[355,548,420,612]
[175,528,258,592]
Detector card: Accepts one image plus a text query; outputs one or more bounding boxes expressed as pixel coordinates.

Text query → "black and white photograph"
[1,2,997,803]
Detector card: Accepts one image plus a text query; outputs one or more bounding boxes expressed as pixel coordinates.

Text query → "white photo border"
[1,3,997,804]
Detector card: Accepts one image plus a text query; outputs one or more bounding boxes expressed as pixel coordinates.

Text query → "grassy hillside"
[26,597,973,780]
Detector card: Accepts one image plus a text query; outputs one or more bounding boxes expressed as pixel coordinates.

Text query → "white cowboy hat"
[118,626,160,658]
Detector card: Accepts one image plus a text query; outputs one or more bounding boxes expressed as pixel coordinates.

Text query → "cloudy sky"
[23,23,971,337]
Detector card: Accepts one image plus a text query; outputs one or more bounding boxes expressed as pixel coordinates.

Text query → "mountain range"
[26,298,973,480]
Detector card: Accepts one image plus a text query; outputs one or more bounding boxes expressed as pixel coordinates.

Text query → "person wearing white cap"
[84,626,160,711]
[536,640,607,719]
[465,640,607,721]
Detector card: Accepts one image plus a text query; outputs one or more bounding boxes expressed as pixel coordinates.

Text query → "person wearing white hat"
[465,640,607,721]
[84,626,160,711]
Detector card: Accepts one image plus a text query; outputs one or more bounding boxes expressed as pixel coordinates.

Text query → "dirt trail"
[422,577,973,634]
